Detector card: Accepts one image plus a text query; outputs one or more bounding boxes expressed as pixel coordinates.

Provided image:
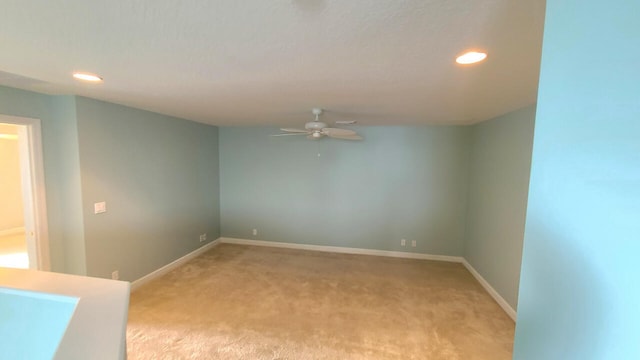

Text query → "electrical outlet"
[94,201,107,214]
[401,239,406,246]
[199,233,207,242]
[111,270,119,280]
[252,228,258,236]
[411,240,417,247]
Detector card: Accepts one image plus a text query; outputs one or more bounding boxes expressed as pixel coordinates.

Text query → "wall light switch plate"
[411,240,417,247]
[94,201,107,214]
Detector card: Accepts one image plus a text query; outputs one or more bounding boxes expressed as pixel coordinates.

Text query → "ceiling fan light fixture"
[455,51,487,65]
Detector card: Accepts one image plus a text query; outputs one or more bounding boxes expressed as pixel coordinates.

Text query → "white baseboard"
[462,259,516,321]
[129,236,516,321]
[130,239,220,291]
[219,237,464,263]
[0,227,25,237]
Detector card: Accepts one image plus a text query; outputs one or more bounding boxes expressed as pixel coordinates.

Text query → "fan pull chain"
[315,110,322,159]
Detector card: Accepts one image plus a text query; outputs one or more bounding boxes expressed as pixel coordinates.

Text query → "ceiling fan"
[272,108,362,140]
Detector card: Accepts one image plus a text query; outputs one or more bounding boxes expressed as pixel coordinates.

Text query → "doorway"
[0,115,50,270]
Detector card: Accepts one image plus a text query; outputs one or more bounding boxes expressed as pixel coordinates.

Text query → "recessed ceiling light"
[456,51,488,65]
[73,72,103,82]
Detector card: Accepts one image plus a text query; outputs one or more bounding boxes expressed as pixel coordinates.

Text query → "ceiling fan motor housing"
[305,121,327,131]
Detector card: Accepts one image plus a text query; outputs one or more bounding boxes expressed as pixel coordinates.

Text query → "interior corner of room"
[1,84,533,316]
[1,0,639,358]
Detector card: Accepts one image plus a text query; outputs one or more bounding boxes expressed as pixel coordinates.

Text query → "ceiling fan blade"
[322,128,356,136]
[335,120,357,125]
[328,134,363,140]
[271,133,309,136]
[280,128,309,133]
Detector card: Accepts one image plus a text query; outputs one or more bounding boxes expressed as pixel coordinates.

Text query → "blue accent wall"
[514,0,640,358]
[465,105,535,310]
[1,86,221,280]
[74,97,220,280]
[49,96,87,275]
[219,126,471,255]
[0,289,77,359]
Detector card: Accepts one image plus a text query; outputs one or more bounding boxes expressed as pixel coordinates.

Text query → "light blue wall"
[464,105,535,310]
[219,126,470,255]
[75,97,220,281]
[1,86,221,279]
[0,289,77,359]
[49,96,87,275]
[514,0,640,359]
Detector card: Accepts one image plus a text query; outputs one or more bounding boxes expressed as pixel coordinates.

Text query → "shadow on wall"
[514,223,608,359]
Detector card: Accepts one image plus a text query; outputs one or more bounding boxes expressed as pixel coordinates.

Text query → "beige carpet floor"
[127,244,514,359]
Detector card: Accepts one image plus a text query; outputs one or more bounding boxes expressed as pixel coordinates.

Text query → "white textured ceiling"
[0,1,545,126]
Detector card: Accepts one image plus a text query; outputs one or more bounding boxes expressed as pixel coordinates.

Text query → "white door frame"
[0,114,50,271]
